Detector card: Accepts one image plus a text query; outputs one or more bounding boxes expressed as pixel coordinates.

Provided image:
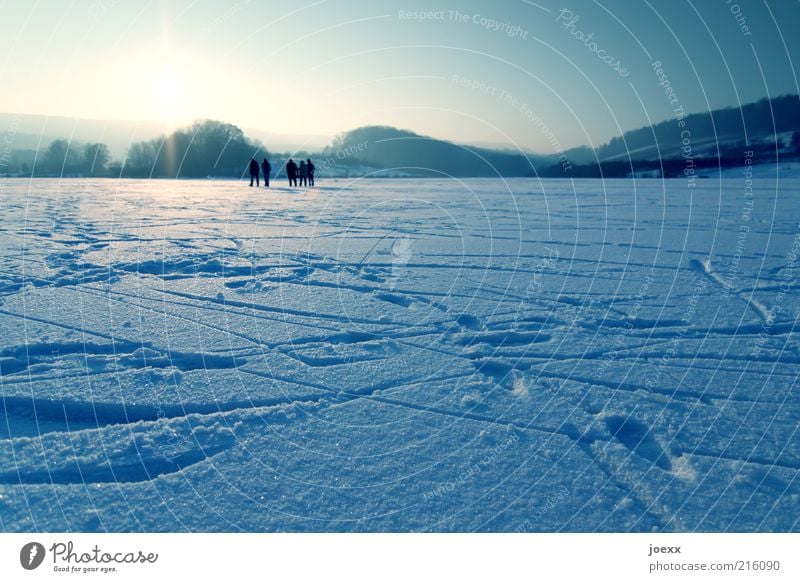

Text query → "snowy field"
[0,174,798,532]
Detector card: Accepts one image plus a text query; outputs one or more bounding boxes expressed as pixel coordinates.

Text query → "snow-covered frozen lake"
[0,175,798,532]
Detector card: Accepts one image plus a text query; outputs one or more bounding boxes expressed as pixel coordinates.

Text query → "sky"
[1,0,798,153]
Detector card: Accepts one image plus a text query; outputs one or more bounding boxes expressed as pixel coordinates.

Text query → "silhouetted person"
[298,160,308,187]
[248,158,260,187]
[286,158,298,187]
[307,159,315,186]
[261,158,271,188]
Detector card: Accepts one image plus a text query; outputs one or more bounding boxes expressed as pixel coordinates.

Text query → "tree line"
[0,120,278,179]
[2,140,113,177]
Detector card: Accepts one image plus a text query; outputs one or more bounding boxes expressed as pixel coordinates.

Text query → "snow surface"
[0,172,798,532]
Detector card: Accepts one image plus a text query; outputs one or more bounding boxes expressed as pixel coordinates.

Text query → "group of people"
[248,158,271,187]
[286,158,315,187]
[247,157,315,188]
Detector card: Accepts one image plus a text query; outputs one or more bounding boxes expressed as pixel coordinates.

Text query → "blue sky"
[1,0,798,152]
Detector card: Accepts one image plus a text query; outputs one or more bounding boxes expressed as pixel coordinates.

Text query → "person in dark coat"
[298,160,308,187]
[248,158,260,187]
[261,158,271,188]
[286,158,298,187]
[306,159,315,186]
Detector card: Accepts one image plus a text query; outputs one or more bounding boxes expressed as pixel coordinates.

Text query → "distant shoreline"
[3,162,797,182]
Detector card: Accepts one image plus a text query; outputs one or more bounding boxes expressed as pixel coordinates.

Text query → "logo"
[20,542,46,570]
[389,236,413,290]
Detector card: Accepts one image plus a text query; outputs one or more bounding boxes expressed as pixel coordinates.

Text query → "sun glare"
[149,68,185,127]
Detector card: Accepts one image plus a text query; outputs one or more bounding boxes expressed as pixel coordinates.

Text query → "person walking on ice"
[261,158,271,188]
[248,158,260,187]
[307,158,315,186]
[298,160,308,187]
[286,158,298,187]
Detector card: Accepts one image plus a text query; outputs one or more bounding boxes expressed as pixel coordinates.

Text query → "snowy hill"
[587,94,800,163]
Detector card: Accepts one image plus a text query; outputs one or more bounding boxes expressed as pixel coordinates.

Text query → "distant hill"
[561,94,800,165]
[317,95,800,178]
[322,125,549,177]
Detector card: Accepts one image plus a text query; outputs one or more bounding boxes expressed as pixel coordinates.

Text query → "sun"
[149,68,185,127]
